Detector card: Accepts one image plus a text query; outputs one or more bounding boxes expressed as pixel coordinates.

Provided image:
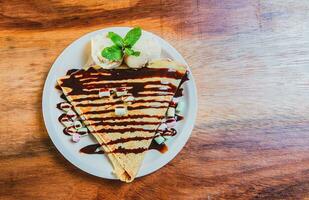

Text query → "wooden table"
[1,1,309,199]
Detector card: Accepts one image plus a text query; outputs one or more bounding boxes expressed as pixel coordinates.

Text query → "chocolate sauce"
[174,88,184,98]
[80,143,166,154]
[79,143,147,155]
[86,115,163,122]
[58,67,188,155]
[59,68,188,110]
[73,93,173,104]
[72,96,100,102]
[56,102,62,110]
[91,121,163,127]
[148,128,177,153]
[96,127,156,134]
[83,105,168,115]
[80,144,148,154]
[66,69,79,75]
[59,67,183,97]
[76,99,170,108]
[176,115,184,122]
[105,130,176,145]
[55,68,78,92]
[55,84,61,90]
[156,128,177,136]
[108,136,152,145]
[174,71,189,98]
[80,144,104,154]
[179,71,189,88]
[56,102,71,110]
[70,92,174,103]
[78,67,184,81]
[84,81,177,96]
[63,127,75,136]
[148,141,168,153]
[60,93,67,101]
[58,113,72,123]
[112,146,148,154]
[79,128,176,154]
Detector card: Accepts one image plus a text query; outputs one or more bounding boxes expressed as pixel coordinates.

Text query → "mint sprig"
[101,45,123,61]
[123,27,142,48]
[101,27,142,61]
[124,47,140,56]
[107,32,123,47]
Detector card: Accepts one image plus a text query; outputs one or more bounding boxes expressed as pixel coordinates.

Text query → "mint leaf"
[124,48,134,56]
[107,32,123,47]
[124,27,142,48]
[101,45,123,61]
[124,48,140,56]
[101,27,142,62]
[132,51,140,56]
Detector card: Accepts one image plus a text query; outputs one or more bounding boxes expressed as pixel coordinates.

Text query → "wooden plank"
[0,0,309,199]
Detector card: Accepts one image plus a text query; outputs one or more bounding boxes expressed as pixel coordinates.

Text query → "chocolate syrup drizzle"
[80,129,177,154]
[60,67,184,97]
[57,67,189,154]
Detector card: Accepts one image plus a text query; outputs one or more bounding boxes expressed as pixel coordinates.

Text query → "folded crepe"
[57,60,187,182]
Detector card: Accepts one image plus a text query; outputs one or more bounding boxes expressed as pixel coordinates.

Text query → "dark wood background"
[1,0,309,199]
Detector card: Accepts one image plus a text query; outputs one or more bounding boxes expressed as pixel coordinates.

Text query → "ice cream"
[124,34,161,68]
[85,33,123,70]
[84,29,162,70]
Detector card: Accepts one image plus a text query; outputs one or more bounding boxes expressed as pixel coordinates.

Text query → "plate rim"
[42,26,198,180]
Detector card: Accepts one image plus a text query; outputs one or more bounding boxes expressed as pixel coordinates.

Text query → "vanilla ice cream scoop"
[84,33,123,70]
[124,34,161,68]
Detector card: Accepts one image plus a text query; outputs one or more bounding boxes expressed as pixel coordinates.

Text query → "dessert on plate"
[55,27,189,182]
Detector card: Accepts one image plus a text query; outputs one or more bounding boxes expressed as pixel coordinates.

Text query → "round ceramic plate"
[42,27,197,180]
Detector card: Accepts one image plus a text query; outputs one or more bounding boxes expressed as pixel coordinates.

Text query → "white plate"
[42,27,197,180]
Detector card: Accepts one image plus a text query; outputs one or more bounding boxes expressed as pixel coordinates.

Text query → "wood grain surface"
[1,0,309,199]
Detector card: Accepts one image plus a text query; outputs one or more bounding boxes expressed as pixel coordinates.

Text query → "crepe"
[57,60,187,182]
